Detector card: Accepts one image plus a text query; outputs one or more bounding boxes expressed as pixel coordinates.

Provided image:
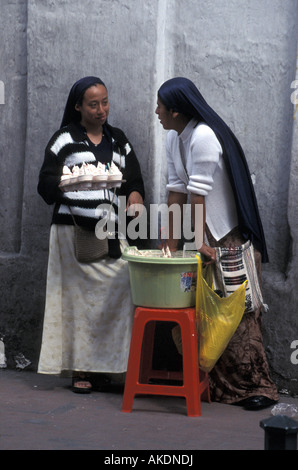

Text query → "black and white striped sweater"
[38,122,145,230]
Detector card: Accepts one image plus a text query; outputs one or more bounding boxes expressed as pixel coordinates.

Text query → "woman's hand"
[126,191,144,218]
[198,242,216,265]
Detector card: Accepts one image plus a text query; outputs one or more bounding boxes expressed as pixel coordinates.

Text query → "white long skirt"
[38,224,134,376]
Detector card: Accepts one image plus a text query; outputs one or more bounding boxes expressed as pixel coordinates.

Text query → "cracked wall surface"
[0,0,297,393]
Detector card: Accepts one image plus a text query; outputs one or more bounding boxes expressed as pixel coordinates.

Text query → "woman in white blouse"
[155,77,279,410]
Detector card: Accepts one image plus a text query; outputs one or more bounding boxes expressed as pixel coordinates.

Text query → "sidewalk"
[0,369,297,451]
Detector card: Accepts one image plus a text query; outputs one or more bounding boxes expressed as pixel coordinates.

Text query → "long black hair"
[60,76,106,128]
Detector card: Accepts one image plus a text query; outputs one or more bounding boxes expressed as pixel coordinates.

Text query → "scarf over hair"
[158,77,268,262]
[60,76,106,128]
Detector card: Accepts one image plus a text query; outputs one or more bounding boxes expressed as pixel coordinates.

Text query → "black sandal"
[72,373,92,394]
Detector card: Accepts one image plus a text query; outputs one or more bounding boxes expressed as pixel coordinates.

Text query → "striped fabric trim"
[214,241,265,313]
[58,204,119,223]
[50,131,73,154]
[64,151,96,167]
[62,188,118,203]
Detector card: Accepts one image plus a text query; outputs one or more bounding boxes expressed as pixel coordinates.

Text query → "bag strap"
[68,205,78,227]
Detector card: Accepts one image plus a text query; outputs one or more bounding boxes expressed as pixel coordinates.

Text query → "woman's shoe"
[233,396,277,410]
[242,396,278,410]
[72,373,92,394]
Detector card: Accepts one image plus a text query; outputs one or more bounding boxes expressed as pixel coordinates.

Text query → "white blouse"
[165,118,238,241]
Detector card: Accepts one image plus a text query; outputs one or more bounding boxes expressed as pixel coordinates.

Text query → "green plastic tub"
[122,247,199,308]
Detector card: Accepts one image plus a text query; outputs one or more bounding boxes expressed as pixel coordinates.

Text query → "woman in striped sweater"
[37,76,144,393]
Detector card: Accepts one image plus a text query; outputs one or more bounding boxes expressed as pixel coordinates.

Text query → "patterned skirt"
[206,226,279,404]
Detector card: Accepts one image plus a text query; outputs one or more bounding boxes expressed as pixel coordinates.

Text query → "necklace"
[87,133,104,147]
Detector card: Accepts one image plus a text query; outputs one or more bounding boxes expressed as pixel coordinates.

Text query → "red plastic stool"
[121,306,210,417]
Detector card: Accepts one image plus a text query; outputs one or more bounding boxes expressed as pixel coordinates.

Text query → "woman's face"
[75,84,109,129]
[155,97,175,130]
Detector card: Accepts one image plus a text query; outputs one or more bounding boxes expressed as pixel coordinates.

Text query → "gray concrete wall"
[0,0,297,394]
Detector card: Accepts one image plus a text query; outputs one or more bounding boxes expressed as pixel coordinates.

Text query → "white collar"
[179,118,199,143]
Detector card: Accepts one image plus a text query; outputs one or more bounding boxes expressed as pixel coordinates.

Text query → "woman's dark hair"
[61,76,106,128]
[75,81,107,107]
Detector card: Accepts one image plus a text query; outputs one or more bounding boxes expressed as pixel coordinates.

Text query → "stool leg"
[180,316,201,417]
[200,369,211,403]
[139,321,156,383]
[121,316,146,413]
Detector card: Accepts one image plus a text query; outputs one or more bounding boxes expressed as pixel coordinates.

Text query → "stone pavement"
[0,369,297,452]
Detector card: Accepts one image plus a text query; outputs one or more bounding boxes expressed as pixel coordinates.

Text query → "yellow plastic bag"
[196,254,247,372]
